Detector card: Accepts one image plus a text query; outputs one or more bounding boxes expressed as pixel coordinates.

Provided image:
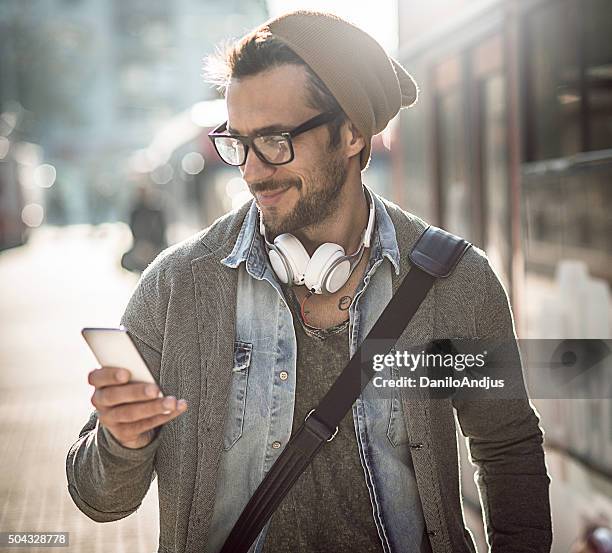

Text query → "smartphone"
[81,326,162,394]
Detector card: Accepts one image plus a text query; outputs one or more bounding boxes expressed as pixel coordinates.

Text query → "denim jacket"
[205,187,429,553]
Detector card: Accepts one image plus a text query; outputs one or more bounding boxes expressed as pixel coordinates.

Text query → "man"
[66,10,552,553]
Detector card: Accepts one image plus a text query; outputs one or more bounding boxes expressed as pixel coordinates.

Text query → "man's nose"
[241,147,276,184]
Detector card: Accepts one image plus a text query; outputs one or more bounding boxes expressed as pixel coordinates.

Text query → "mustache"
[249,178,301,194]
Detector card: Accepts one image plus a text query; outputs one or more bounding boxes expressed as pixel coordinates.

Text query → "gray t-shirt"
[261,285,383,553]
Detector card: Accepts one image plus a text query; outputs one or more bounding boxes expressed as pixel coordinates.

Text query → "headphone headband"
[362,186,375,248]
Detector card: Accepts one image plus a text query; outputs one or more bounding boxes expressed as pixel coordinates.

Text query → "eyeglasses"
[208,111,342,167]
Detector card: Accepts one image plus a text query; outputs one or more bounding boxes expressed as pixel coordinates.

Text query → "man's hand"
[88,366,188,449]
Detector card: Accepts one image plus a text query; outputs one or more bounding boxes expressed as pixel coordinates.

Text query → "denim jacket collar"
[221,185,400,277]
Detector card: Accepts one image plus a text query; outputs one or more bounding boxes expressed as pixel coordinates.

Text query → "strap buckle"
[304,409,338,442]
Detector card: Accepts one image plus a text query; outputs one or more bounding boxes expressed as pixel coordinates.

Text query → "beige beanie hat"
[263,10,419,170]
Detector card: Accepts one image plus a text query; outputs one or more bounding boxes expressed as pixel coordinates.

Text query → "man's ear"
[343,120,366,158]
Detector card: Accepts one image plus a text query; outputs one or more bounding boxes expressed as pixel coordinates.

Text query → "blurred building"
[395,1,612,551]
[0,0,267,227]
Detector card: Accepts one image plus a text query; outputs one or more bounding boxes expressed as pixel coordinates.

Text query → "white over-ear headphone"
[260,187,376,295]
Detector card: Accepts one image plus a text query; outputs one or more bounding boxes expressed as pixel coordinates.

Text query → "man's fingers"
[91,381,160,408]
[112,404,188,442]
[88,366,187,449]
[104,397,186,424]
[88,367,130,388]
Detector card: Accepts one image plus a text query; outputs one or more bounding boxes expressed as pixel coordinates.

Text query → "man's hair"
[203,27,348,150]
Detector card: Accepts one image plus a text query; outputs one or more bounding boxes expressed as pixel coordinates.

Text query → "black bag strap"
[219,225,472,553]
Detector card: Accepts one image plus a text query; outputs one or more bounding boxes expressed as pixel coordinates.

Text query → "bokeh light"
[33,164,57,188]
[151,163,174,185]
[181,152,205,175]
[21,203,44,227]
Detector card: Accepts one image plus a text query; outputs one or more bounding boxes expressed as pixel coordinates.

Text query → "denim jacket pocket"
[223,341,253,451]
[387,366,410,447]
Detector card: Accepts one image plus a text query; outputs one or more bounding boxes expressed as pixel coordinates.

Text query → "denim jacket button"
[272,441,281,449]
[279,371,289,381]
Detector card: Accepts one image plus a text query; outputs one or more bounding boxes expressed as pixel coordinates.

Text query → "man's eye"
[260,135,285,145]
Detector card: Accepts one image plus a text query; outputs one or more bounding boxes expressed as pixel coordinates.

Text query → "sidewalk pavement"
[0,223,159,553]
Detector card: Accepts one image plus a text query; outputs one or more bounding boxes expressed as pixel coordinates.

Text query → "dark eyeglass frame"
[208,110,342,166]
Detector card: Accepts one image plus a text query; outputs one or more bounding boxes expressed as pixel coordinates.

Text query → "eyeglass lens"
[214,134,291,166]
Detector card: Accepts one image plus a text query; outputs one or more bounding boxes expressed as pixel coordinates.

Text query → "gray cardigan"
[66,197,552,553]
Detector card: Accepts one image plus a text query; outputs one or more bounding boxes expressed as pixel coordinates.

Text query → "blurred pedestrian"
[121,184,167,273]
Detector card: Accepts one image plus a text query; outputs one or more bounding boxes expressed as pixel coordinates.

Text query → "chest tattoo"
[338,295,352,311]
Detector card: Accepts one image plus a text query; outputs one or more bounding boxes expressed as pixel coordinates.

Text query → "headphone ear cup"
[323,258,352,294]
[304,243,347,294]
[268,249,292,284]
[272,234,311,285]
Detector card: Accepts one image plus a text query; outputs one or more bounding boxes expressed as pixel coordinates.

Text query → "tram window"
[431,55,473,241]
[437,90,472,241]
[526,0,612,159]
[584,0,612,152]
[525,0,581,161]
[482,73,511,292]
[401,76,432,221]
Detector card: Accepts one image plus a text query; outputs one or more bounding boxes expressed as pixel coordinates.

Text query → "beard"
[253,150,349,240]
